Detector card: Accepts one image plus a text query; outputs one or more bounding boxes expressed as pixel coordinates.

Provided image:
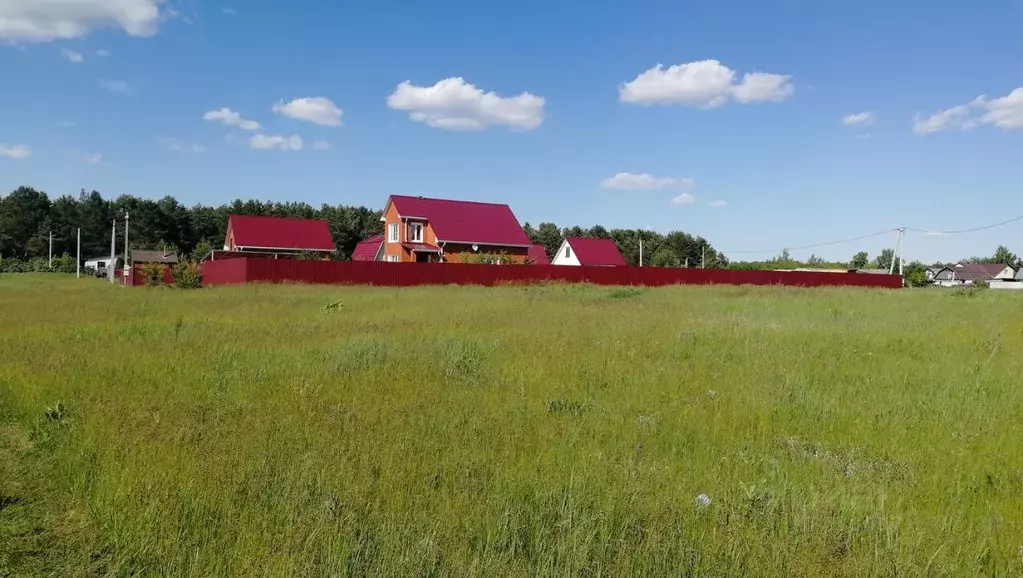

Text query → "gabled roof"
[528,244,550,265]
[952,262,1010,281]
[386,195,531,247]
[131,250,179,264]
[565,237,627,266]
[227,214,335,252]
[351,235,384,261]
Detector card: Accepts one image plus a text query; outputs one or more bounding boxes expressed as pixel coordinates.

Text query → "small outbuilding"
[527,244,550,265]
[351,235,385,261]
[551,237,626,267]
[131,250,179,265]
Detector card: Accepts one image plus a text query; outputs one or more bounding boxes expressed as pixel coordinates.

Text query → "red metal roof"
[528,244,550,264]
[228,215,335,252]
[565,237,627,266]
[402,242,441,252]
[387,195,531,246]
[351,235,383,261]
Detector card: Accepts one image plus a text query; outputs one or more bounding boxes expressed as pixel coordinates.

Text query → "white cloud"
[61,48,84,62]
[99,79,134,96]
[272,97,343,127]
[0,144,31,159]
[0,0,162,42]
[158,137,206,153]
[311,140,332,150]
[708,200,727,208]
[203,107,261,131]
[841,111,874,126]
[83,152,103,164]
[671,193,696,205]
[981,88,1023,130]
[249,134,303,151]
[387,77,545,131]
[619,60,793,107]
[600,172,693,190]
[914,89,1023,134]
[95,48,110,57]
[222,8,236,15]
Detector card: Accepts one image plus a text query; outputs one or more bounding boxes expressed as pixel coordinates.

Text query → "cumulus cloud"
[272,97,343,127]
[841,111,874,126]
[82,152,103,164]
[671,193,696,205]
[620,60,793,107]
[0,0,162,42]
[600,172,693,190]
[387,77,545,131]
[249,134,303,151]
[708,200,727,208]
[0,143,31,159]
[203,107,261,131]
[311,140,332,150]
[914,88,1023,134]
[95,48,110,57]
[61,48,84,62]
[158,137,207,153]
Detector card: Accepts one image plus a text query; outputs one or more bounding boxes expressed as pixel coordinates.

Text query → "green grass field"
[2,275,1023,576]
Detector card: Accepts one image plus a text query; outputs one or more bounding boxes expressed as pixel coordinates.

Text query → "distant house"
[926,267,943,282]
[351,235,384,261]
[551,237,626,266]
[84,255,122,272]
[224,214,335,258]
[933,263,1015,286]
[131,250,179,265]
[528,244,550,265]
[379,195,533,263]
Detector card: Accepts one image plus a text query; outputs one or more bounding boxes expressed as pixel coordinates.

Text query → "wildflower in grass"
[695,494,711,508]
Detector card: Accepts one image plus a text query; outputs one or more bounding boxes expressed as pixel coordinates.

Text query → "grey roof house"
[130,250,179,264]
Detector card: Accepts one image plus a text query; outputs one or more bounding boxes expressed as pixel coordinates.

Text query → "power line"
[721,211,1023,256]
[906,212,1023,236]
[722,228,898,255]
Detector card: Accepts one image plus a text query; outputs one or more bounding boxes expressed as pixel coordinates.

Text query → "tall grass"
[2,276,1023,575]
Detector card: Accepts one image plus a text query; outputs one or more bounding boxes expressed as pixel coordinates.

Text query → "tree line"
[0,186,728,267]
[3,186,1016,275]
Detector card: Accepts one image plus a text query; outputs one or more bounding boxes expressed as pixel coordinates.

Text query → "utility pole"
[109,218,116,283]
[76,228,81,278]
[887,228,906,276]
[48,231,53,268]
[701,245,706,269]
[639,237,643,267]
[124,210,129,282]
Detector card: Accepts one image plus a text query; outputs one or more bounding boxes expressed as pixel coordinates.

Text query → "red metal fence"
[200,258,904,289]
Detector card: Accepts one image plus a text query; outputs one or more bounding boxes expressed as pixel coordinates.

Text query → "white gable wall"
[550,240,580,266]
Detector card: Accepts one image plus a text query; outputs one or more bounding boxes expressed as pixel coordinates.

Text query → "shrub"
[0,258,27,273]
[138,263,166,286]
[172,261,203,289]
[27,258,49,272]
[51,254,76,274]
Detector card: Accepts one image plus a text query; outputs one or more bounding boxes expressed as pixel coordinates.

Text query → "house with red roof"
[351,235,384,261]
[551,237,626,267]
[379,195,533,263]
[224,214,336,259]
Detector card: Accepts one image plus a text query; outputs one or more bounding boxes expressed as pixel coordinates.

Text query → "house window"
[409,222,423,243]
[565,246,572,258]
[387,223,399,243]
[386,254,399,263]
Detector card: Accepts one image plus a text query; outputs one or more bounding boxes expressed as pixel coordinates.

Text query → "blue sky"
[2,0,1023,263]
